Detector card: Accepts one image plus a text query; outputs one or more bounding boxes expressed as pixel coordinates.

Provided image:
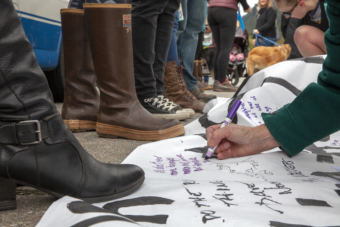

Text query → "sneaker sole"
[153,112,190,121]
[213,87,237,92]
[63,120,97,132]
[180,108,195,116]
[96,122,184,141]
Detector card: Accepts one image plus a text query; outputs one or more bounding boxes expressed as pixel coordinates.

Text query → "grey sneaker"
[197,80,213,91]
[213,80,237,92]
[190,86,216,103]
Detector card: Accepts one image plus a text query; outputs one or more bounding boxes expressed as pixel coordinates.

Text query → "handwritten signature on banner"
[183,179,232,224]
[240,95,276,125]
[182,179,293,224]
[151,154,205,176]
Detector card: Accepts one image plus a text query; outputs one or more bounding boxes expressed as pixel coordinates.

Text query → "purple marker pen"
[204,99,242,159]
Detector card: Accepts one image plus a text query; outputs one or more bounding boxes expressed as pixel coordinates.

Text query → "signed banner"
[38,57,340,226]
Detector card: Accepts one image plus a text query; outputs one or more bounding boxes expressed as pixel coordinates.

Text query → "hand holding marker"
[205,99,242,159]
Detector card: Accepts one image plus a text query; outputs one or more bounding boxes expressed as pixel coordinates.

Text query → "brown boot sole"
[64,120,97,132]
[96,122,185,141]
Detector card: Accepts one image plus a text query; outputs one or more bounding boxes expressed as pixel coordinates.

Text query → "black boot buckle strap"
[16,120,42,145]
[0,119,49,145]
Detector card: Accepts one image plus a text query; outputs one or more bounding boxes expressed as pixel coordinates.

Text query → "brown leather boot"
[84,4,184,141]
[61,9,99,132]
[164,61,205,113]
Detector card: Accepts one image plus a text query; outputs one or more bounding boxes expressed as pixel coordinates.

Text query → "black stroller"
[227,26,249,86]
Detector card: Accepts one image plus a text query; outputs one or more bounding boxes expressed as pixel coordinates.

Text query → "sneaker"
[213,80,237,92]
[190,86,216,103]
[158,95,195,117]
[198,81,213,90]
[142,96,191,121]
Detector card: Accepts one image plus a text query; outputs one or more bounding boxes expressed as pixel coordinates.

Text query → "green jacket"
[262,0,340,156]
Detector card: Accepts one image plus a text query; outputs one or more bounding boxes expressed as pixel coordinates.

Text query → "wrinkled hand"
[206,124,279,160]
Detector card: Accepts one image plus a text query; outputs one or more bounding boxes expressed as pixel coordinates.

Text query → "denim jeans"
[177,0,207,91]
[132,0,179,100]
[167,11,180,66]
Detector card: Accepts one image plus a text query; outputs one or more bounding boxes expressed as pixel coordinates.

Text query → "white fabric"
[38,57,340,227]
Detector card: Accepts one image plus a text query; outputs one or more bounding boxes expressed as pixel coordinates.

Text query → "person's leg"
[84,4,186,135]
[154,0,180,96]
[69,0,85,8]
[195,31,204,60]
[210,7,237,91]
[164,10,205,113]
[177,0,216,102]
[131,0,189,120]
[177,0,206,91]
[0,0,144,210]
[132,0,163,100]
[177,0,188,38]
[294,25,326,57]
[208,8,220,81]
[206,47,215,73]
[68,0,120,8]
[167,11,181,66]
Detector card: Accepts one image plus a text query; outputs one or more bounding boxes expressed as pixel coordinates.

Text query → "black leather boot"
[0,0,144,211]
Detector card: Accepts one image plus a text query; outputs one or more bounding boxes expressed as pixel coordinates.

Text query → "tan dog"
[246,44,292,76]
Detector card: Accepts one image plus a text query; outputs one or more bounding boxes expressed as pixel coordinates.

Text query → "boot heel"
[0,178,17,211]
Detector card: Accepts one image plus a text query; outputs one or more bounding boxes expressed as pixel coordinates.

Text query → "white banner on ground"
[38,56,340,227]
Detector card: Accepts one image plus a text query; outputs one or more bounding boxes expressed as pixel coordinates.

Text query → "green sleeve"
[262,0,340,156]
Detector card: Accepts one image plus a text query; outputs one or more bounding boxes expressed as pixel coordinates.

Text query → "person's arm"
[207,0,340,159]
[256,8,277,34]
[239,0,251,12]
